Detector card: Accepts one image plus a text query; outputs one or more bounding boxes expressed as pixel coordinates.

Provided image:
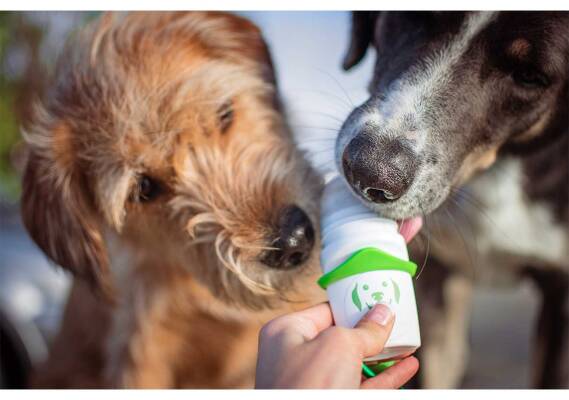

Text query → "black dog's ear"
[342,11,380,71]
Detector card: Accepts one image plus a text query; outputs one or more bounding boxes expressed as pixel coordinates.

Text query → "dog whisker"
[415,204,431,280]
[297,135,338,143]
[312,67,356,108]
[286,108,347,125]
[447,195,480,280]
[285,87,354,111]
[444,207,478,280]
[450,187,512,245]
[303,150,335,158]
[290,125,342,132]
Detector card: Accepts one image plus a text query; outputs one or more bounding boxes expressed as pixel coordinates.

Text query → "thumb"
[351,304,395,358]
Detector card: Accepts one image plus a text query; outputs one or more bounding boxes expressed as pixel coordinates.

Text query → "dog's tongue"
[398,217,423,243]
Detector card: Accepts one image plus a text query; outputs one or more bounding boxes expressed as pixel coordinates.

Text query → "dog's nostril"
[286,251,305,268]
[364,187,399,203]
[260,205,315,270]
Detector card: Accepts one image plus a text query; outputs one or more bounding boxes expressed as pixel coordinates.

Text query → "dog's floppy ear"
[207,12,278,86]
[342,11,380,71]
[21,122,112,298]
[199,12,280,105]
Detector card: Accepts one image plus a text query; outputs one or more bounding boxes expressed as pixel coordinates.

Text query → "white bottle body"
[320,176,421,361]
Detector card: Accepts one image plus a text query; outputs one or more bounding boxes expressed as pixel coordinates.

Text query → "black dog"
[337,11,568,388]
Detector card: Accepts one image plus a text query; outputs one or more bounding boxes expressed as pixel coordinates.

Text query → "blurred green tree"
[0,12,46,203]
[0,12,98,204]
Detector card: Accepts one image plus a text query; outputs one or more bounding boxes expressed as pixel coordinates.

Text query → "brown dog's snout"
[342,134,418,204]
[260,205,315,270]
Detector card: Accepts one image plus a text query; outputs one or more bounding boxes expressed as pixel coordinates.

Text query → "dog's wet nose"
[260,205,315,270]
[342,134,417,204]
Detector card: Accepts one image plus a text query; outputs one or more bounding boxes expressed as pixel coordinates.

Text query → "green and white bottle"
[318,175,421,362]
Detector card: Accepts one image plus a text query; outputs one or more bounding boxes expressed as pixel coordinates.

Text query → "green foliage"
[0,12,99,203]
[0,12,21,202]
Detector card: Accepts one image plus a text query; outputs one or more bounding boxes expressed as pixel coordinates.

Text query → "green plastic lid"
[370,360,396,374]
[318,247,417,290]
[362,360,397,378]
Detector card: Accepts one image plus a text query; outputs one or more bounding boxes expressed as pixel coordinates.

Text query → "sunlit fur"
[22,12,323,388]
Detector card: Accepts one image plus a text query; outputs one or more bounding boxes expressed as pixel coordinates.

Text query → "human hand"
[255,302,419,389]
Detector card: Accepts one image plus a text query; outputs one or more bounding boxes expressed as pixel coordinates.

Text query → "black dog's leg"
[410,253,473,388]
[524,267,569,388]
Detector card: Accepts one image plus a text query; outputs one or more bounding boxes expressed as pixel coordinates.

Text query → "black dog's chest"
[429,157,568,284]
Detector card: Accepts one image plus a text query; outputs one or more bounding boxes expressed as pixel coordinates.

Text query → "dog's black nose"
[342,134,417,203]
[260,205,315,270]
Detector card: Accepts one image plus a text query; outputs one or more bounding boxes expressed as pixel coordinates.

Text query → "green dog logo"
[351,280,401,312]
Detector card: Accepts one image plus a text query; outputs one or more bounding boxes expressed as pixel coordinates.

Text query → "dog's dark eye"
[512,67,550,89]
[217,101,234,133]
[135,175,162,202]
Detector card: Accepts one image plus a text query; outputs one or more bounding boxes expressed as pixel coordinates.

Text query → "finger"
[261,302,334,343]
[361,356,420,389]
[351,304,395,358]
[289,302,335,335]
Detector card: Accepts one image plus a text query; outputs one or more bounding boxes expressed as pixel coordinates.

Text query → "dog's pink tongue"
[398,217,423,243]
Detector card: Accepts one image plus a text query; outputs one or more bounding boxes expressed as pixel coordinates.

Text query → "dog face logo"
[351,280,400,312]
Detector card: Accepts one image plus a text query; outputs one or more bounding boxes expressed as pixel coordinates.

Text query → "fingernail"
[364,304,394,326]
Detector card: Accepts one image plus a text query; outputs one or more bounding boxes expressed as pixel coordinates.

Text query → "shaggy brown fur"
[21,12,324,388]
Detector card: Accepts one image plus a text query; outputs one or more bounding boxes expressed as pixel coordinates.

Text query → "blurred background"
[0,11,540,388]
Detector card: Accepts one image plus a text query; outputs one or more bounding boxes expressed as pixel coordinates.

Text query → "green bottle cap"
[370,360,396,374]
[361,360,397,378]
[318,247,417,290]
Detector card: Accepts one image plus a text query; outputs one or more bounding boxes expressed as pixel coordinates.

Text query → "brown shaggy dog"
[21,12,324,388]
